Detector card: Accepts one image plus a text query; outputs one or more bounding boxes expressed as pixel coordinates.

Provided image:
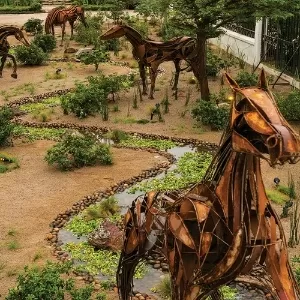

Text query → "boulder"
[88,220,123,252]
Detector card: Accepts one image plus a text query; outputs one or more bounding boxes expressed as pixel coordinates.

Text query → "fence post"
[254,19,263,66]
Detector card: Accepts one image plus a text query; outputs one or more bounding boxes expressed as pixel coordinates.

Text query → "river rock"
[88,220,123,252]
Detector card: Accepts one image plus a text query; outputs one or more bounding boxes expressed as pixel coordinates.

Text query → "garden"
[1,0,300,299]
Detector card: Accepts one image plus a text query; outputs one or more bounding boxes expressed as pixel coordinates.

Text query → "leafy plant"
[61,74,134,120]
[120,136,177,150]
[234,70,258,87]
[23,18,43,35]
[0,107,14,147]
[13,125,66,142]
[206,49,228,77]
[32,34,56,53]
[80,48,109,71]
[130,152,212,193]
[45,133,113,171]
[153,275,172,299]
[6,261,94,300]
[15,43,48,65]
[63,242,147,279]
[192,96,230,130]
[0,152,19,173]
[104,129,129,143]
[276,90,300,121]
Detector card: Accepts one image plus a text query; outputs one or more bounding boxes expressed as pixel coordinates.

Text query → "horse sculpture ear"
[257,68,269,90]
[224,73,240,91]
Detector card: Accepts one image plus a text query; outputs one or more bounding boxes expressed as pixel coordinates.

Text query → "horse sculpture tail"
[117,191,167,299]
[45,7,60,34]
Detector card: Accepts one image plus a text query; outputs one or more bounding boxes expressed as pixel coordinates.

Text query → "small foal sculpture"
[0,25,30,79]
[117,69,300,300]
[101,24,196,99]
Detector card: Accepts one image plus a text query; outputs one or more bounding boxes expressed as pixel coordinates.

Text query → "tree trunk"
[190,34,210,101]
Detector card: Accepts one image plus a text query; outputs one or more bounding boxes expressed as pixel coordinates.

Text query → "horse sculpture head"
[74,6,88,27]
[100,24,127,40]
[16,27,30,46]
[226,69,300,166]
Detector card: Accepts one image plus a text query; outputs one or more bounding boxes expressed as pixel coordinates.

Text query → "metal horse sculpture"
[45,5,87,45]
[0,25,30,79]
[101,24,196,99]
[117,69,300,300]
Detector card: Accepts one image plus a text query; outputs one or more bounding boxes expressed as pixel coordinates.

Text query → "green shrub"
[33,34,56,52]
[61,74,134,120]
[75,12,104,47]
[0,107,14,147]
[80,48,109,71]
[192,93,230,130]
[23,18,43,35]
[0,152,19,173]
[276,90,300,121]
[15,43,47,65]
[45,133,113,171]
[235,70,258,87]
[29,1,42,11]
[6,261,94,300]
[206,50,228,77]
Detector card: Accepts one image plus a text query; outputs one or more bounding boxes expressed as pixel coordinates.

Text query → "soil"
[0,13,300,299]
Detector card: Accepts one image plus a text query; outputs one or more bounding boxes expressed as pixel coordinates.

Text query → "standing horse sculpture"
[45,5,87,46]
[117,69,300,300]
[101,24,196,99]
[0,25,30,79]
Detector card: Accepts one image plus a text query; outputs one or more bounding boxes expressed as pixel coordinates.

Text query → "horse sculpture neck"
[121,25,145,47]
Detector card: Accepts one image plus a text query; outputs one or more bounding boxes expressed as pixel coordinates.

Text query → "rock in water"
[88,220,123,252]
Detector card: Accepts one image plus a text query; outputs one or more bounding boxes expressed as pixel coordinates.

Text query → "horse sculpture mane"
[117,69,300,300]
[0,25,30,79]
[101,24,196,99]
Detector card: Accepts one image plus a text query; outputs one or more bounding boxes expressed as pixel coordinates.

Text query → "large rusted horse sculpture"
[117,69,300,299]
[0,25,30,79]
[100,24,196,99]
[45,5,87,46]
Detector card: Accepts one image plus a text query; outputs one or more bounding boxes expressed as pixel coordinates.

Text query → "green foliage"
[220,286,237,300]
[95,292,107,300]
[80,48,109,71]
[66,197,121,236]
[276,90,300,121]
[23,18,43,35]
[0,0,41,11]
[0,152,19,173]
[130,152,212,193]
[13,125,66,142]
[45,133,113,171]
[122,15,149,38]
[15,43,47,65]
[5,261,94,300]
[266,189,289,204]
[206,49,228,77]
[234,71,258,87]
[0,107,13,147]
[277,184,296,199]
[61,74,134,120]
[19,97,61,113]
[192,96,230,130]
[120,136,177,150]
[153,275,172,299]
[100,279,115,290]
[75,12,104,47]
[32,34,56,53]
[104,129,129,143]
[65,215,101,236]
[63,242,147,278]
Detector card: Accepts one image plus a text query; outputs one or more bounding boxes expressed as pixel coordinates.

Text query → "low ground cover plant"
[32,34,56,53]
[45,133,113,171]
[15,43,47,65]
[0,152,19,173]
[23,18,43,35]
[0,107,14,147]
[276,90,300,121]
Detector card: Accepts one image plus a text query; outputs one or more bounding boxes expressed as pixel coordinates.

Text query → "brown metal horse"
[0,25,30,79]
[117,69,300,300]
[100,24,196,99]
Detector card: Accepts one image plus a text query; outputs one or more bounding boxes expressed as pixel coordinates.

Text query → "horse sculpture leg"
[0,53,18,79]
[138,61,147,95]
[61,21,66,46]
[69,20,74,40]
[149,62,160,99]
[172,59,181,91]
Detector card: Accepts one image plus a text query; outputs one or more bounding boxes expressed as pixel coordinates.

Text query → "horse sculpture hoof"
[11,73,17,79]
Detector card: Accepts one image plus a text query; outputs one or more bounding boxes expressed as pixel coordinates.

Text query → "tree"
[137,0,300,100]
